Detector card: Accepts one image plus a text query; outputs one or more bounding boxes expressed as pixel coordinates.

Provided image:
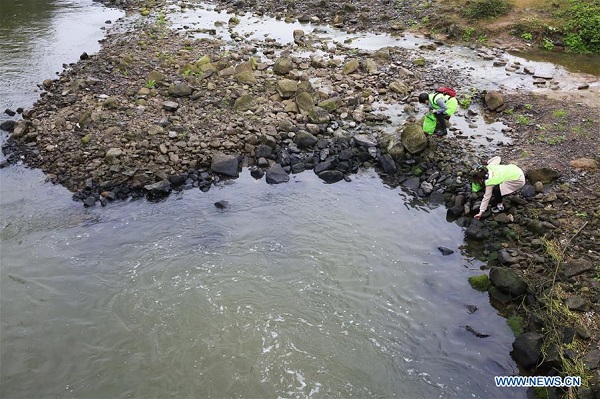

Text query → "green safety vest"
[429,93,458,116]
[485,164,522,186]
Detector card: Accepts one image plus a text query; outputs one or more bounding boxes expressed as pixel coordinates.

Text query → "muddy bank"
[3,1,600,397]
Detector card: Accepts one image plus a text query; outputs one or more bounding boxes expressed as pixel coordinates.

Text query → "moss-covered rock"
[468,274,491,292]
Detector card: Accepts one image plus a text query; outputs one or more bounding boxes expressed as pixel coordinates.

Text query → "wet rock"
[276,79,298,98]
[144,180,172,198]
[465,221,489,241]
[342,59,360,74]
[265,163,289,184]
[438,246,454,256]
[511,332,543,370]
[526,167,560,184]
[420,181,433,194]
[273,57,293,75]
[214,200,229,209]
[250,167,264,179]
[211,153,239,177]
[489,267,527,297]
[401,124,427,154]
[318,170,344,184]
[0,120,16,132]
[484,90,504,111]
[378,153,397,174]
[294,131,318,149]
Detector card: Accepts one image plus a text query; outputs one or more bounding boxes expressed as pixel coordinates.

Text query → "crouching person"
[471,156,525,220]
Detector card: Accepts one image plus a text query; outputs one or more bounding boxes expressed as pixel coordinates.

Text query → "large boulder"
[211,153,239,177]
[526,167,560,184]
[489,267,528,297]
[511,332,543,369]
[265,163,289,184]
[401,124,428,154]
[484,90,504,111]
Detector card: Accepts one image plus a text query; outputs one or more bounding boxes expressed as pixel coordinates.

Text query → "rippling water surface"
[0,1,530,398]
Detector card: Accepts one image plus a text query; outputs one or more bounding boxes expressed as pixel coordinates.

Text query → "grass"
[516,114,531,125]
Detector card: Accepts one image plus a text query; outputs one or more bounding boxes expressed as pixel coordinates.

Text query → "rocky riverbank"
[2,0,599,397]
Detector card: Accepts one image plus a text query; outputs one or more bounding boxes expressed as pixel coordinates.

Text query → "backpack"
[436,86,456,97]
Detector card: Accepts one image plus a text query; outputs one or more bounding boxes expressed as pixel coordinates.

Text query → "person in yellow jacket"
[419,92,458,136]
[471,156,526,220]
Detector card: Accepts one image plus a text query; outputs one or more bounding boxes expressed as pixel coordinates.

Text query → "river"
[0,1,531,398]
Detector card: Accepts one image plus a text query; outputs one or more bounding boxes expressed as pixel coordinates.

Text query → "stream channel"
[2,0,596,397]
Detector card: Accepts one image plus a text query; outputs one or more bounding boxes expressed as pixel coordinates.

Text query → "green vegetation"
[461,0,513,20]
[468,274,490,292]
[516,114,530,125]
[541,37,555,51]
[462,27,475,41]
[506,315,524,336]
[551,109,567,119]
[144,79,156,89]
[557,0,600,53]
[521,32,533,41]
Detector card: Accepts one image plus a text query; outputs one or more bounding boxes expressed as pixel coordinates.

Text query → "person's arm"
[487,156,501,165]
[475,185,494,219]
[434,96,447,114]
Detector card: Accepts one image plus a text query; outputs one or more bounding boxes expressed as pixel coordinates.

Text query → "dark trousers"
[490,185,503,206]
[434,113,449,132]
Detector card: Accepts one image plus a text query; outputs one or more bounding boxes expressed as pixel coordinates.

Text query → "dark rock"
[318,170,344,184]
[265,163,290,184]
[255,144,273,159]
[520,184,536,198]
[214,200,229,209]
[144,180,172,198]
[168,174,186,186]
[466,325,489,338]
[83,195,96,207]
[465,221,489,241]
[489,267,528,297]
[291,163,306,174]
[466,304,478,314]
[511,332,543,369]
[314,159,335,174]
[211,153,239,177]
[378,153,397,174]
[498,249,518,265]
[4,108,16,116]
[563,326,576,344]
[250,167,264,179]
[565,295,590,312]
[0,120,16,132]
[563,258,593,278]
[582,350,600,370]
[294,131,318,149]
[437,246,454,256]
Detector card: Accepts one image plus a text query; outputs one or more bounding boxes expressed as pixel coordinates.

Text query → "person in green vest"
[471,156,526,220]
[419,92,458,136]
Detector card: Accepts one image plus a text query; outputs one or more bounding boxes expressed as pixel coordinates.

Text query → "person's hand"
[474,212,483,220]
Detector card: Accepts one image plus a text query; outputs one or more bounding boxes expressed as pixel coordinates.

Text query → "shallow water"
[0,1,570,397]
[1,167,526,398]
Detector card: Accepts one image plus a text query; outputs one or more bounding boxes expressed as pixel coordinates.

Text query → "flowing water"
[4,1,595,398]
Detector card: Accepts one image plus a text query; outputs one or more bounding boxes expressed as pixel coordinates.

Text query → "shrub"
[461,0,513,20]
[557,0,600,53]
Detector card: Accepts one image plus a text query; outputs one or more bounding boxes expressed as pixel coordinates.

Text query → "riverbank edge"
[3,0,599,397]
